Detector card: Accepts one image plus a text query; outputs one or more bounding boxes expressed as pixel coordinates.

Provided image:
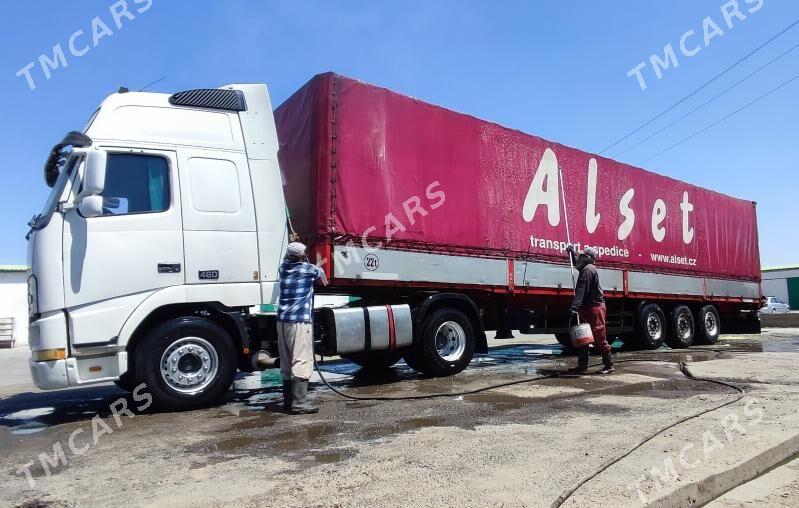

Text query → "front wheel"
[114,371,137,392]
[407,308,476,377]
[135,317,238,410]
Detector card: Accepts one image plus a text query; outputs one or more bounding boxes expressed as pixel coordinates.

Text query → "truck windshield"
[28,156,78,235]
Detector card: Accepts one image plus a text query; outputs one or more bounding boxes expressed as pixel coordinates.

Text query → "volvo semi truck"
[26,73,762,409]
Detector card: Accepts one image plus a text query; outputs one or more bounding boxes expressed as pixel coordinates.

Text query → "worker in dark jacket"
[566,245,614,374]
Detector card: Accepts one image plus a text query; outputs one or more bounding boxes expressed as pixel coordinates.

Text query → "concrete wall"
[760,312,799,328]
[762,268,799,280]
[0,272,28,347]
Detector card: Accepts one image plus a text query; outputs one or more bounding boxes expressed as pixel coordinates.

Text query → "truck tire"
[410,308,476,377]
[343,351,404,371]
[636,303,666,350]
[665,305,695,349]
[402,349,427,374]
[114,371,137,392]
[135,317,237,411]
[555,333,575,353]
[695,305,721,345]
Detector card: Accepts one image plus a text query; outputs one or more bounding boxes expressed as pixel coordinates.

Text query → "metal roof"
[0,265,29,272]
[762,264,799,272]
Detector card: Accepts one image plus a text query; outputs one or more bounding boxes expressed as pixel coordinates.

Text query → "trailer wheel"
[636,303,666,350]
[411,308,476,376]
[342,351,404,371]
[665,305,695,349]
[135,317,237,410]
[555,333,575,353]
[695,305,721,345]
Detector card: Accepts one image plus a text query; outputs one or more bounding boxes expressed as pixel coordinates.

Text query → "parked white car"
[761,296,791,314]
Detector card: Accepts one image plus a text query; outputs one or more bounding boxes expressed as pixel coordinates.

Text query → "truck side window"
[100,154,170,215]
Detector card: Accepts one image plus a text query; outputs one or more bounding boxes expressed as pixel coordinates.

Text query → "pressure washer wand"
[558,166,577,288]
[558,166,581,328]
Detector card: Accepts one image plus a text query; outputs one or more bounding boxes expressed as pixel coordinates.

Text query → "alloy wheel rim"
[435,321,466,362]
[646,313,663,340]
[677,313,693,340]
[704,312,718,336]
[159,336,218,395]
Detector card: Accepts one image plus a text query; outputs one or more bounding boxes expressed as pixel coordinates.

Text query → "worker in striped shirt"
[278,242,328,414]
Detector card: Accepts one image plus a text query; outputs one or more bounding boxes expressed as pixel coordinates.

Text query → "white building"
[762,265,799,310]
[0,265,29,347]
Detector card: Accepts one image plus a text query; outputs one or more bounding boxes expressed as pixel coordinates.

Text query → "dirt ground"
[1,329,798,507]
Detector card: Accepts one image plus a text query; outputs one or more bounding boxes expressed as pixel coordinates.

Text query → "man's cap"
[580,246,598,259]
[286,242,307,258]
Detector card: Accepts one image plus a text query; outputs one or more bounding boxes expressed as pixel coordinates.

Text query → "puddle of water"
[308,449,355,464]
[211,436,259,452]
[310,370,352,383]
[230,411,280,431]
[10,423,48,435]
[5,407,56,420]
[269,423,342,453]
[762,340,799,353]
[710,335,799,353]
[463,391,533,409]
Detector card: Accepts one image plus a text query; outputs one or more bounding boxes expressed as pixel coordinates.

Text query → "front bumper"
[29,352,128,390]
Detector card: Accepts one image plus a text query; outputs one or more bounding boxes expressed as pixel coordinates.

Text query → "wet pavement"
[0,331,792,440]
[1,329,798,506]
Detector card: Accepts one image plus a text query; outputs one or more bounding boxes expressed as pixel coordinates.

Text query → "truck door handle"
[157,263,181,274]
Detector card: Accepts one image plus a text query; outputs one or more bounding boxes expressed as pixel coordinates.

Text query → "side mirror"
[77,149,107,200]
[78,195,104,218]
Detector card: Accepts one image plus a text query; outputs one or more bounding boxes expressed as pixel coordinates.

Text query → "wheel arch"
[123,302,248,379]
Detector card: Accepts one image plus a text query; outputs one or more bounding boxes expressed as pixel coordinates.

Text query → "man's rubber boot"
[290,379,319,414]
[599,353,615,374]
[569,348,589,374]
[282,380,293,411]
[495,326,515,340]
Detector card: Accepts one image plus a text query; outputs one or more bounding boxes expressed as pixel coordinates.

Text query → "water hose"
[550,360,745,507]
[310,348,747,506]
[312,349,743,402]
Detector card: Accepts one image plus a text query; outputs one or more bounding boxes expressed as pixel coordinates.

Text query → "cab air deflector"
[168,88,246,112]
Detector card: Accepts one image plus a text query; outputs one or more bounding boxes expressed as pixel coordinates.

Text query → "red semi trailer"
[25,72,762,408]
[276,73,761,375]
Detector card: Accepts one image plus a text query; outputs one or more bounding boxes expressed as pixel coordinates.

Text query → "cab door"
[177,149,259,288]
[63,148,184,346]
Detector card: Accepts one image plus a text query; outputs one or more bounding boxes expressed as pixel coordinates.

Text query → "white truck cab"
[27,85,290,407]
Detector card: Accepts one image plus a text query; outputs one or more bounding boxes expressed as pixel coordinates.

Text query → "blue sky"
[1,0,797,267]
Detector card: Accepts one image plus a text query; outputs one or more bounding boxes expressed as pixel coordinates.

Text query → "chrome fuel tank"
[318,304,413,355]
